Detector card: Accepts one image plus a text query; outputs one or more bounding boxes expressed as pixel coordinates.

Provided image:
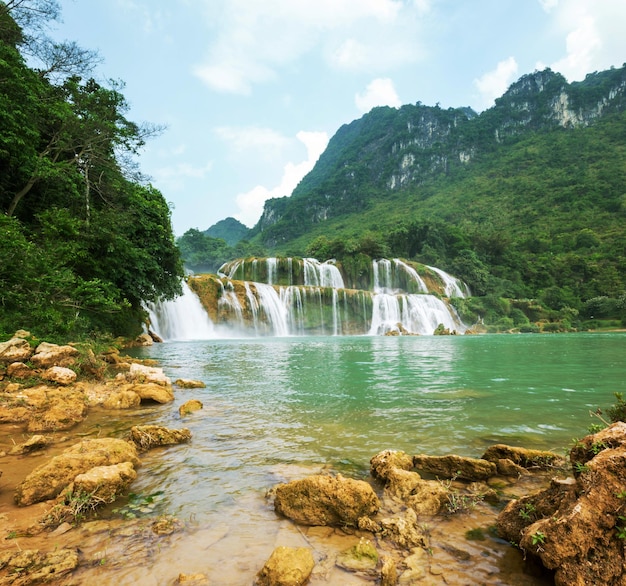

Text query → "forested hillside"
[243,65,626,324]
[0,1,183,339]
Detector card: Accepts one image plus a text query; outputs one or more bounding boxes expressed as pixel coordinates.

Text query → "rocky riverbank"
[1,330,625,585]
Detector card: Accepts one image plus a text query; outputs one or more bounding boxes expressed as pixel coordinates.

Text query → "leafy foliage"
[0,5,183,339]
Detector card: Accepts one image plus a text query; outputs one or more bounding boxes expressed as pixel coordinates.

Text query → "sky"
[49,0,626,236]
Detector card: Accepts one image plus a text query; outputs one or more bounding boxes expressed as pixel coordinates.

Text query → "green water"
[127,333,626,517]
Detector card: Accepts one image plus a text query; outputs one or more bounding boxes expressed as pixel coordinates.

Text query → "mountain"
[244,65,626,316]
[204,217,250,246]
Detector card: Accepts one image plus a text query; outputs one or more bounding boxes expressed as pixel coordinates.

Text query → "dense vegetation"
[0,1,183,340]
[233,66,626,329]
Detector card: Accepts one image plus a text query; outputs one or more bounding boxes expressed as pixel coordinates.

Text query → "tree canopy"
[0,2,183,339]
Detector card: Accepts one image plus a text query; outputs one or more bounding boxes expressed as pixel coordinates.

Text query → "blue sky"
[51,0,626,236]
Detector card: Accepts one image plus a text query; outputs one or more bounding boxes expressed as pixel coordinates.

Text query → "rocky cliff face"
[253,65,626,246]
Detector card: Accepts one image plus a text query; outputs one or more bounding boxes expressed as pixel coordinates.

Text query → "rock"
[481,444,564,469]
[497,424,626,585]
[152,516,183,535]
[379,508,426,549]
[132,382,174,404]
[255,546,314,586]
[380,555,398,586]
[9,434,49,455]
[370,451,448,515]
[14,438,140,506]
[179,399,203,416]
[273,473,380,527]
[412,454,497,481]
[26,387,88,431]
[102,389,141,409]
[370,450,415,480]
[336,537,379,573]
[494,458,528,477]
[177,573,209,584]
[134,333,154,346]
[570,421,626,469]
[175,379,207,389]
[128,425,192,451]
[128,362,170,386]
[0,549,78,583]
[31,342,79,368]
[7,361,32,378]
[72,462,137,502]
[0,337,33,363]
[41,366,77,385]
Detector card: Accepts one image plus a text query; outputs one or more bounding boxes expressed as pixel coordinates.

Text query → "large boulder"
[127,363,170,386]
[255,546,315,586]
[412,454,497,481]
[131,383,174,404]
[31,342,79,368]
[0,337,33,363]
[497,423,626,586]
[14,438,140,506]
[26,387,88,431]
[273,473,380,527]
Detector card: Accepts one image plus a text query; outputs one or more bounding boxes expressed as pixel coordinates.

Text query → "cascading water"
[147,281,215,341]
[152,257,469,339]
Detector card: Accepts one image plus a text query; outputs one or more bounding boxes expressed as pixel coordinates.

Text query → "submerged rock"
[0,549,78,584]
[336,537,379,573]
[128,424,192,451]
[273,473,380,527]
[9,434,49,455]
[255,546,315,586]
[179,400,203,416]
[175,379,206,389]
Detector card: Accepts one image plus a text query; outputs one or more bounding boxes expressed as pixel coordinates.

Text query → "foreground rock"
[0,336,33,363]
[255,546,315,586]
[0,549,78,585]
[497,422,626,585]
[412,454,497,481]
[274,473,380,527]
[128,425,192,451]
[14,438,140,506]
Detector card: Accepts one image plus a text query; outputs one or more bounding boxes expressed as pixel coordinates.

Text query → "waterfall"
[147,281,215,340]
[158,257,470,338]
[426,265,470,298]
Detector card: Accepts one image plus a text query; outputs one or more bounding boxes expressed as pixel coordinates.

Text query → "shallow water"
[3,333,626,584]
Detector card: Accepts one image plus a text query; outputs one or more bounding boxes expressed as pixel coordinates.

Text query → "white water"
[147,281,215,341]
[150,258,469,339]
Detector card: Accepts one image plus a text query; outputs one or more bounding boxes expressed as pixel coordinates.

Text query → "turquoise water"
[127,333,626,518]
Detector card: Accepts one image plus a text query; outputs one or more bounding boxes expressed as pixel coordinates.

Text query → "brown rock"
[31,342,79,368]
[102,389,141,409]
[179,399,203,416]
[72,462,137,502]
[132,382,174,404]
[495,458,528,477]
[42,366,77,385]
[26,387,88,431]
[274,473,380,527]
[255,546,314,586]
[0,337,33,363]
[175,379,207,389]
[128,425,192,451]
[412,454,497,481]
[128,363,170,386]
[0,549,78,583]
[481,444,564,469]
[370,449,414,480]
[7,361,32,378]
[9,434,49,455]
[14,438,140,506]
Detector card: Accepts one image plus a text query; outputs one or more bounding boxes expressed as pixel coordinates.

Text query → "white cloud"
[193,0,426,93]
[538,0,558,12]
[234,130,329,227]
[355,78,402,113]
[547,1,626,81]
[474,57,519,109]
[152,161,213,192]
[215,126,291,153]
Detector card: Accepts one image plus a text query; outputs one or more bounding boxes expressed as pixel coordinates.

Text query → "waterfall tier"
[144,257,469,339]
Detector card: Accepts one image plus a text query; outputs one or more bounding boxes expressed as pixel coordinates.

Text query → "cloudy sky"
[51,0,626,235]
